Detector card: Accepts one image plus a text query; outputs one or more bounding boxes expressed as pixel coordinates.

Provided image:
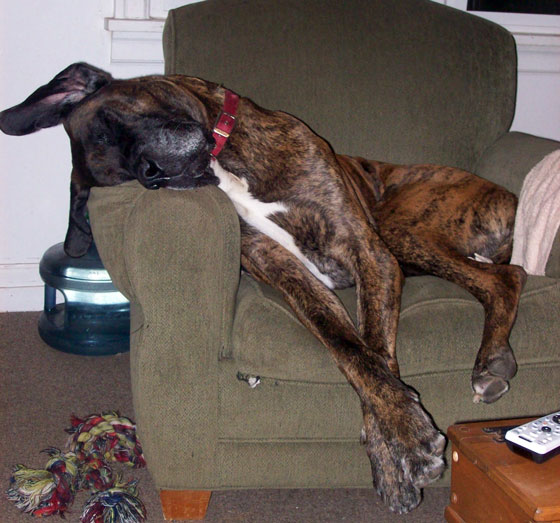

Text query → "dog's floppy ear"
[64,177,93,258]
[0,62,112,136]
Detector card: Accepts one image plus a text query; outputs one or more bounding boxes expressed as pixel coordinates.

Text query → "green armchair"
[87,0,560,518]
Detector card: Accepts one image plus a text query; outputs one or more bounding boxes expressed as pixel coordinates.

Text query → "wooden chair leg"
[160,489,212,520]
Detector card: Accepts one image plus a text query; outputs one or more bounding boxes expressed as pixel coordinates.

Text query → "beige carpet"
[0,311,449,522]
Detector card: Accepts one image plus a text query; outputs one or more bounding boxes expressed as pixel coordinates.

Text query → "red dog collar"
[211,89,239,157]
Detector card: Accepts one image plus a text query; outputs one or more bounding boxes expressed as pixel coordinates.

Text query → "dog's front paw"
[361,395,446,513]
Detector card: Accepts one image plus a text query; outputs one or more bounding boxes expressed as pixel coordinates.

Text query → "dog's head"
[0,62,218,256]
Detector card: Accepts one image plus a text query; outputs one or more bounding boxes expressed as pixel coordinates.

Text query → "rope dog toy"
[7,412,147,522]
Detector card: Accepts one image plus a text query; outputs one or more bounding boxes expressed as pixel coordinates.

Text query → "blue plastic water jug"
[38,242,130,356]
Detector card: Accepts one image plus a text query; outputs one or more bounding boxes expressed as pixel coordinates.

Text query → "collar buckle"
[211,90,239,157]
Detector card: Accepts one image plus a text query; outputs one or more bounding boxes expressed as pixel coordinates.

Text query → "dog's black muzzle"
[132,122,217,190]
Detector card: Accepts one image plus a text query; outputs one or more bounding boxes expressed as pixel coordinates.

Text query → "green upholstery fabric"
[87,0,560,494]
[232,275,560,385]
[163,0,516,171]
[89,184,240,487]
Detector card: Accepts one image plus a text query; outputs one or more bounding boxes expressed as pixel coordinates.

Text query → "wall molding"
[106,0,198,65]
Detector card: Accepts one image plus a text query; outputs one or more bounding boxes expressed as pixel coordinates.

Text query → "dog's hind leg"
[378,229,526,404]
[239,227,445,514]
[371,170,527,403]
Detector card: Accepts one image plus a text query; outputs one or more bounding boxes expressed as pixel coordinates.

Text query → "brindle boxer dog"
[0,63,527,513]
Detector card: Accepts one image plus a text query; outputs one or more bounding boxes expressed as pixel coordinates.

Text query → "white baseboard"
[0,286,44,313]
[0,263,44,312]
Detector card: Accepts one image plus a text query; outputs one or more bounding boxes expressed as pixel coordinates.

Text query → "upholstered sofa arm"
[474,131,560,278]
[88,182,241,488]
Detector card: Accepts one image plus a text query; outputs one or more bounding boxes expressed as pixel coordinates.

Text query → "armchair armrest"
[474,132,560,278]
[88,182,241,488]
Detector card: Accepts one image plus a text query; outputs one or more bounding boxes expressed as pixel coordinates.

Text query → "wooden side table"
[446,418,560,522]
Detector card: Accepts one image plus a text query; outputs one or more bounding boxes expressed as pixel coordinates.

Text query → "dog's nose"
[137,156,170,189]
[143,158,162,180]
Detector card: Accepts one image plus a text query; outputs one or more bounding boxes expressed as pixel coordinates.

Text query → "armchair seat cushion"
[230,274,560,384]
[224,273,560,444]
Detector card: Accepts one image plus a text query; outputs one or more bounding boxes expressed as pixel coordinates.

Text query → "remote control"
[505,412,560,463]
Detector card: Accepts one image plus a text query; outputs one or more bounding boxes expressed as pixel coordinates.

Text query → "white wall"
[1,0,559,312]
[0,0,164,311]
[514,72,560,140]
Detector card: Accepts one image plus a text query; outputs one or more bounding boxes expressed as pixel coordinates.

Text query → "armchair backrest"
[164,0,516,171]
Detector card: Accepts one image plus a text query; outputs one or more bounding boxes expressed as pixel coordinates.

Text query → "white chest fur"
[211,159,335,289]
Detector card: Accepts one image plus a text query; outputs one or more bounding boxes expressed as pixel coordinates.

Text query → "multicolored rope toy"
[7,412,147,522]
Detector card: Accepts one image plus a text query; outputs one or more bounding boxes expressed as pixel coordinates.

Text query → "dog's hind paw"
[472,374,509,403]
[472,345,516,403]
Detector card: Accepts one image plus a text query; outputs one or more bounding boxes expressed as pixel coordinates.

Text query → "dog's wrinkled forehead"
[66,78,207,140]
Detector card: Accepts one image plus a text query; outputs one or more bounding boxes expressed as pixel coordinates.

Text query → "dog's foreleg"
[239,228,445,514]
[333,226,404,378]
